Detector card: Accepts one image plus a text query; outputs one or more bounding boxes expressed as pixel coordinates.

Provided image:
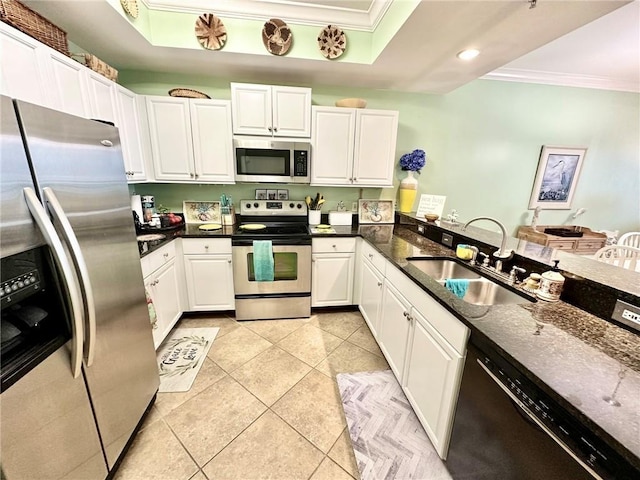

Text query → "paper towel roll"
[131,195,143,222]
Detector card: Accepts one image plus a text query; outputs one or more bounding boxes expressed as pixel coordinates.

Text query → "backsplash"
[128,183,387,213]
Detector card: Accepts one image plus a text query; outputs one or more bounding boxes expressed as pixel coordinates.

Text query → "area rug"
[157,327,219,393]
[337,370,452,480]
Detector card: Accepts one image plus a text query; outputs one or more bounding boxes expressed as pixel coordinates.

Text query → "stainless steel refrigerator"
[0,96,159,479]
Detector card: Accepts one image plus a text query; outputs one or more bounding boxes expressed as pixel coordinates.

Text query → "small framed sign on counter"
[416,194,446,218]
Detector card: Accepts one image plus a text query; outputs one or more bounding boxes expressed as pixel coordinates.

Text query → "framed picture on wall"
[528,146,587,210]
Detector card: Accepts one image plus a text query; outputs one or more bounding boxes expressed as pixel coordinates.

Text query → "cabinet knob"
[228,259,232,263]
[195,173,199,179]
[268,126,273,132]
[205,245,209,250]
[273,127,278,132]
[377,281,382,287]
[163,253,169,259]
[368,254,373,259]
[332,244,337,249]
[190,173,195,178]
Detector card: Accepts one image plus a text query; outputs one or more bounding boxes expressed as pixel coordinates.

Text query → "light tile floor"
[114,309,389,480]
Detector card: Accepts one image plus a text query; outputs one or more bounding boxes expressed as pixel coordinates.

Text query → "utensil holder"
[222,206,236,226]
[309,210,321,225]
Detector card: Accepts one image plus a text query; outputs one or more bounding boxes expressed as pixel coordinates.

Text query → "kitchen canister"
[536,260,565,302]
[141,195,155,223]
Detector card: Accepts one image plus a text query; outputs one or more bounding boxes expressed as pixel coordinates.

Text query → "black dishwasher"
[445,340,638,480]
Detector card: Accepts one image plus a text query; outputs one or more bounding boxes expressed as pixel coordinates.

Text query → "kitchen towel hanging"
[445,278,469,299]
[253,240,274,282]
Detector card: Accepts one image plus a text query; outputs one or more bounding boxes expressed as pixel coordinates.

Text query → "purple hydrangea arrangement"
[399,149,426,173]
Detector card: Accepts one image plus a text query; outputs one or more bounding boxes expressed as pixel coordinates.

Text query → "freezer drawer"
[1,345,108,479]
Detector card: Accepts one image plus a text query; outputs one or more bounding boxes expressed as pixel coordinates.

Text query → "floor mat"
[336,370,452,480]
[157,327,219,392]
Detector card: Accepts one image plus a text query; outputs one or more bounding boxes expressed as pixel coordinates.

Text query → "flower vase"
[399,170,418,213]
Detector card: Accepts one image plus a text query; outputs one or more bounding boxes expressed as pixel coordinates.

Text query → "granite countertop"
[358,224,640,470]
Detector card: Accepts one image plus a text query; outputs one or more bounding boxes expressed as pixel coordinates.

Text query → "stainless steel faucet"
[462,216,513,259]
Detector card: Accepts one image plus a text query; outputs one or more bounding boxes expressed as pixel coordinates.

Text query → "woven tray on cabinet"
[0,0,69,56]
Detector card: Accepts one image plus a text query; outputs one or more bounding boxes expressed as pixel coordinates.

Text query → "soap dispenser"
[537,260,565,302]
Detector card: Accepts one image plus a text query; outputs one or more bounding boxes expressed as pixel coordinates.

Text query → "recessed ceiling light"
[457,49,480,60]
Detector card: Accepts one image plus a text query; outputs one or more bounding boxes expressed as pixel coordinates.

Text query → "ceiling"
[21,0,640,94]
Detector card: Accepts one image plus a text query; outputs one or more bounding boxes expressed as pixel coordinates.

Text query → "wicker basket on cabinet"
[72,53,118,82]
[0,0,69,56]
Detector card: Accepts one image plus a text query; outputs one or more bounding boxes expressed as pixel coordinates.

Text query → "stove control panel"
[240,200,307,216]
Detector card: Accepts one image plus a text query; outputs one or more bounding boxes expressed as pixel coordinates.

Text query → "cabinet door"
[116,86,149,182]
[86,72,118,125]
[311,106,355,186]
[353,109,399,186]
[190,99,235,183]
[312,253,355,307]
[404,308,465,458]
[230,83,272,136]
[272,86,312,137]
[148,260,181,349]
[0,23,51,107]
[183,255,235,311]
[379,281,412,380]
[145,96,195,181]
[47,51,90,117]
[359,258,384,337]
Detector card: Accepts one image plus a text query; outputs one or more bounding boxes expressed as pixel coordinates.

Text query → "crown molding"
[483,67,640,93]
[141,0,392,32]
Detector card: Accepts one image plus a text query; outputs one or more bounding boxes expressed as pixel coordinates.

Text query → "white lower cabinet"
[359,239,470,460]
[312,238,356,307]
[404,308,465,458]
[378,281,412,379]
[142,242,182,349]
[183,239,235,311]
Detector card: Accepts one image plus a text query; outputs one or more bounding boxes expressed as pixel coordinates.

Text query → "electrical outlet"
[612,299,640,332]
[351,201,358,212]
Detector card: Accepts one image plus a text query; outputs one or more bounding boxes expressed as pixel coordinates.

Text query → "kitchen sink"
[407,258,481,280]
[406,258,532,305]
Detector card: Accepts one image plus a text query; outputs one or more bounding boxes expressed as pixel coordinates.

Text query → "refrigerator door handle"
[43,187,97,366]
[23,187,84,378]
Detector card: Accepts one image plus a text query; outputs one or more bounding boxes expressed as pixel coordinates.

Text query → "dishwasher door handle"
[476,359,604,480]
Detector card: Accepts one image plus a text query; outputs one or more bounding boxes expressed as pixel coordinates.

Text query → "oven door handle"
[23,187,84,378]
[476,359,603,480]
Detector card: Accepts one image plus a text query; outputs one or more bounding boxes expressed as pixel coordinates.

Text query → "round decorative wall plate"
[318,25,346,59]
[120,0,139,19]
[195,13,227,50]
[262,18,292,56]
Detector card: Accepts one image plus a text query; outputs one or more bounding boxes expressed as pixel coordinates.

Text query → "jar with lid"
[536,260,565,302]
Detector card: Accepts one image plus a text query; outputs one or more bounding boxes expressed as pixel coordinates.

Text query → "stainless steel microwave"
[234,137,310,184]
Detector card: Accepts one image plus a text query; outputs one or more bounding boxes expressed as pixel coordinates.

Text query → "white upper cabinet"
[231,82,311,137]
[146,96,235,183]
[47,52,90,118]
[0,22,51,107]
[86,71,118,125]
[311,107,356,186]
[353,110,399,185]
[116,86,151,182]
[311,106,398,187]
[190,99,235,183]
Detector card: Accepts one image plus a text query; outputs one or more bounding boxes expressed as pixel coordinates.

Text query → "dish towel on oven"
[253,240,275,282]
[444,278,469,299]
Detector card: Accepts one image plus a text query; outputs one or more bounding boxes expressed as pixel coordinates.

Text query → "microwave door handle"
[23,187,84,378]
[43,187,96,367]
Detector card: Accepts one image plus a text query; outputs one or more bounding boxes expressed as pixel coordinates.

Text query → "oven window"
[236,148,291,176]
[247,252,297,281]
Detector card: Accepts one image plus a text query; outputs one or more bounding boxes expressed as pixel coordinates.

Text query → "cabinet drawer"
[141,241,176,278]
[182,238,232,255]
[313,237,356,253]
[547,239,576,250]
[575,239,606,253]
[361,240,386,274]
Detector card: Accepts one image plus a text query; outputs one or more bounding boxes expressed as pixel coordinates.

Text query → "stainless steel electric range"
[232,200,311,321]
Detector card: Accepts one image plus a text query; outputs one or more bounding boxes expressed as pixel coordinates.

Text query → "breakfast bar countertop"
[358,224,640,471]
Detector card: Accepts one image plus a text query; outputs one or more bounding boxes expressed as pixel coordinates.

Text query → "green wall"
[121,70,640,235]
